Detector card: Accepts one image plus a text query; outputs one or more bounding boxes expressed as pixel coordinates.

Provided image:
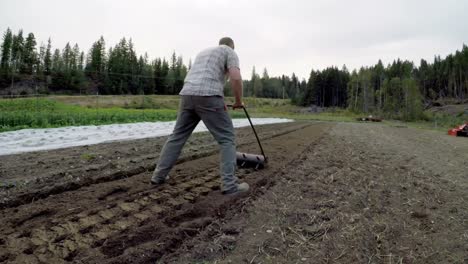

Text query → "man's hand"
[232,101,244,110]
[225,102,244,110]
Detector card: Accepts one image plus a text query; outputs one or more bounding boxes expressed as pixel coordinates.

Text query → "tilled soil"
[0,121,323,263]
[0,121,467,263]
[0,122,304,209]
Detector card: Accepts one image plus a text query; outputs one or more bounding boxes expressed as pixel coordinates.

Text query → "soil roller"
[229,105,267,170]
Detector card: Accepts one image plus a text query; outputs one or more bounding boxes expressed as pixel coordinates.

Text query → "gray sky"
[1,0,467,79]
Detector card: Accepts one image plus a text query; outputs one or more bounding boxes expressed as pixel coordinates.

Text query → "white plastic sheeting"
[0,118,292,156]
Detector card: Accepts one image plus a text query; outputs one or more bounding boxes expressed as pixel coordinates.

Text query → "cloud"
[1,0,467,79]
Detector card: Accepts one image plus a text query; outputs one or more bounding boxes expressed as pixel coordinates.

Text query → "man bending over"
[151,37,249,195]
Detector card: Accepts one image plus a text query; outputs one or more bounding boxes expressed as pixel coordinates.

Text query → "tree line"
[1,28,467,120]
[0,28,189,95]
[225,67,306,103]
[342,46,468,120]
[0,28,308,100]
[295,46,468,120]
[346,60,423,120]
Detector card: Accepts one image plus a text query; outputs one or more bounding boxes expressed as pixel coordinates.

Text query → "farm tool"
[448,122,468,137]
[228,105,267,169]
[356,115,382,122]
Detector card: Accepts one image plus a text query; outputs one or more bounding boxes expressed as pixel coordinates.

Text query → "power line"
[3,69,188,81]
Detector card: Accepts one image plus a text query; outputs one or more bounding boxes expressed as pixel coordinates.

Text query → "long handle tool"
[229,105,267,169]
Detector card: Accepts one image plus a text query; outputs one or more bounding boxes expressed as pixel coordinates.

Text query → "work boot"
[150,175,169,185]
[222,182,250,195]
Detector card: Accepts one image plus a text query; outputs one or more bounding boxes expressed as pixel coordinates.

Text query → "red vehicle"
[448,123,468,137]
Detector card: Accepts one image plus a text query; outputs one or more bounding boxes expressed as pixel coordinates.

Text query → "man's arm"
[229,67,243,109]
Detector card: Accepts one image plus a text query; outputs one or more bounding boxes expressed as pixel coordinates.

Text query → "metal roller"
[228,105,268,170]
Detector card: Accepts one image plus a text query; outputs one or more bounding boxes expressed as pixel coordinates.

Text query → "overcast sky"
[1,0,467,79]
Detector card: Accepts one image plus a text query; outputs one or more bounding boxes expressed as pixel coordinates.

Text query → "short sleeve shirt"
[179,45,240,97]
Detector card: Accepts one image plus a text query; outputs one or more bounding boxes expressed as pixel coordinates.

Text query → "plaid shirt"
[179,45,240,97]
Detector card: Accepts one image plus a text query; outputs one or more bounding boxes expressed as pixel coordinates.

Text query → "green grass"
[2,95,463,133]
[244,103,362,122]
[80,153,97,161]
[401,111,468,132]
[0,97,249,132]
[0,98,178,132]
[0,95,392,133]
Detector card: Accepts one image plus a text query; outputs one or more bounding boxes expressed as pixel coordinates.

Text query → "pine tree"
[11,29,24,75]
[62,42,72,72]
[1,28,13,74]
[69,44,85,92]
[21,32,37,74]
[51,48,62,73]
[291,73,298,99]
[86,36,106,76]
[302,70,317,106]
[161,58,169,94]
[140,52,155,94]
[0,29,13,87]
[166,51,178,94]
[50,48,64,90]
[137,55,145,94]
[60,43,74,89]
[250,66,257,97]
[254,72,263,98]
[44,38,52,75]
[78,51,84,71]
[127,39,138,94]
[175,55,185,93]
[153,58,162,93]
[262,68,269,80]
[402,78,423,120]
[37,43,46,74]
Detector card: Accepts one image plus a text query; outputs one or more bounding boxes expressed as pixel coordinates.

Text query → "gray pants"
[152,95,238,192]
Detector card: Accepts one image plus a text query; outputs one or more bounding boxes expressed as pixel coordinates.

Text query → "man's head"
[219,37,235,49]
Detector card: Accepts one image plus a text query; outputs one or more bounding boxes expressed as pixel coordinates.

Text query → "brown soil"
[0,121,467,263]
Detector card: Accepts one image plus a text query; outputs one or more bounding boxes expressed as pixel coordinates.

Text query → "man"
[150,37,249,195]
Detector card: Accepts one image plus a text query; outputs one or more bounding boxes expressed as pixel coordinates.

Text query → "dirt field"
[0,121,467,263]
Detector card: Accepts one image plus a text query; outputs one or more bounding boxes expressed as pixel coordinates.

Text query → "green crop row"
[0,98,178,132]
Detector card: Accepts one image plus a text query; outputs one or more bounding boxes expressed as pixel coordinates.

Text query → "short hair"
[219,37,235,49]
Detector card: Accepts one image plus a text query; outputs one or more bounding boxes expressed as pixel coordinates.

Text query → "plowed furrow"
[0,122,330,263]
[0,122,310,210]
